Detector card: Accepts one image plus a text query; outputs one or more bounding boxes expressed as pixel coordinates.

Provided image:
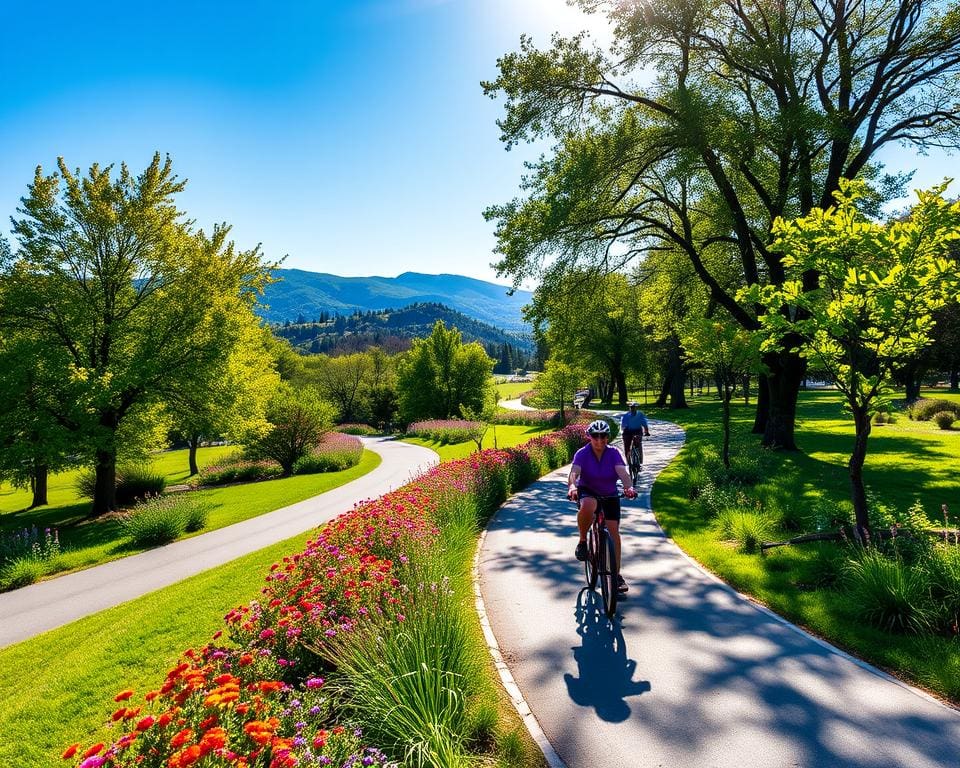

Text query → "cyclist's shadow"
[563,588,651,722]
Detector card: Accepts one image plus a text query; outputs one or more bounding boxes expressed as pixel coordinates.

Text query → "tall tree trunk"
[29,461,48,508]
[722,392,732,468]
[753,373,769,434]
[655,338,688,409]
[92,448,118,515]
[188,434,201,476]
[742,374,750,405]
[849,406,873,543]
[760,349,806,450]
[904,378,922,403]
[614,369,628,406]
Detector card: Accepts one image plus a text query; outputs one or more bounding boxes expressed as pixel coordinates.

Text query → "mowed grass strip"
[648,389,960,702]
[0,450,380,586]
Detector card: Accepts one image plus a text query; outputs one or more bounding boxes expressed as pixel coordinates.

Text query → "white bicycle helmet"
[587,419,610,435]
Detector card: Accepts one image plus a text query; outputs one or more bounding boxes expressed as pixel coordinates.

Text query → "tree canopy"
[743,180,960,538]
[484,0,960,447]
[0,154,277,514]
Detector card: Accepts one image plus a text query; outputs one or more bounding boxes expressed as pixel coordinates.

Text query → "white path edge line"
[473,527,568,768]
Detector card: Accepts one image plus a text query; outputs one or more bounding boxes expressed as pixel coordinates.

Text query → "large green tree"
[0,154,275,514]
[744,181,960,540]
[484,0,960,449]
[528,272,645,405]
[396,321,495,423]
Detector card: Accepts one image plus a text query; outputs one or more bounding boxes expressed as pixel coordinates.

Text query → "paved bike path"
[0,437,437,649]
[479,421,960,768]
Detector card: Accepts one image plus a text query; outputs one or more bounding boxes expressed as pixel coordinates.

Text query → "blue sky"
[1,1,953,286]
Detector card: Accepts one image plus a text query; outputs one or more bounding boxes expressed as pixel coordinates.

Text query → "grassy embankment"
[646,388,960,703]
[0,424,554,767]
[0,447,381,587]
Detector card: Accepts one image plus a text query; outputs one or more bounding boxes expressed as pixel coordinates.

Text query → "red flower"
[114,689,135,702]
[61,744,79,760]
[81,743,105,759]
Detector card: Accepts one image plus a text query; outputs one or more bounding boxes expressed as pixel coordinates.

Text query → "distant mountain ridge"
[273,302,535,360]
[258,269,534,332]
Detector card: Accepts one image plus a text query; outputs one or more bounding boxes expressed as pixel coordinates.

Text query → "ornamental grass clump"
[715,509,772,554]
[843,549,935,634]
[121,495,213,546]
[76,465,167,505]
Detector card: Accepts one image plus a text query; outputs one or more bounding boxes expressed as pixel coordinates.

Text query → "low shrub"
[121,494,213,546]
[0,556,49,590]
[293,432,363,474]
[843,550,934,634]
[933,411,956,430]
[196,457,284,486]
[908,398,960,421]
[927,544,960,633]
[338,422,379,435]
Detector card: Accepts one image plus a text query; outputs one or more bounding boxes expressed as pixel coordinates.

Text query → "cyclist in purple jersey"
[567,419,636,593]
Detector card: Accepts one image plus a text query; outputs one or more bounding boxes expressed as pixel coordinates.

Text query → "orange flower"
[199,727,227,750]
[82,743,105,759]
[238,653,254,667]
[61,744,79,760]
[112,707,128,721]
[114,689,135,702]
[169,744,202,767]
[170,728,194,748]
[145,690,160,702]
[158,712,174,728]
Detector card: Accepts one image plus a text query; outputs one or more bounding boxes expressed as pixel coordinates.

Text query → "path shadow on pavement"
[563,588,651,721]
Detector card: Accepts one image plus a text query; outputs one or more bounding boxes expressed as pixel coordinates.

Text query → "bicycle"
[579,494,620,620]
[628,439,643,486]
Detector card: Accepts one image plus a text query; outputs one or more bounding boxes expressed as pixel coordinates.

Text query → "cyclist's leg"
[577,495,598,543]
[622,430,633,462]
[599,496,622,569]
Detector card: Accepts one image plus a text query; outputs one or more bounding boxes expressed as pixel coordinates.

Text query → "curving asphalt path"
[0,437,437,650]
[479,420,960,768]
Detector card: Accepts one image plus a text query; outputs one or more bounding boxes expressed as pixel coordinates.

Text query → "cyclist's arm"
[567,464,581,500]
[615,463,637,498]
[639,413,651,435]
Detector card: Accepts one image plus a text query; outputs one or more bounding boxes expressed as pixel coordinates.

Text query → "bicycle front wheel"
[630,445,642,484]
[584,525,598,590]
[598,528,618,619]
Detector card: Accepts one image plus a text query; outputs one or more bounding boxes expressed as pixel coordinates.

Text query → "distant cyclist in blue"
[620,401,650,469]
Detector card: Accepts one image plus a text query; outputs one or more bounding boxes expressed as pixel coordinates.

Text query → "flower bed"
[405,419,483,444]
[64,423,588,767]
[492,409,561,427]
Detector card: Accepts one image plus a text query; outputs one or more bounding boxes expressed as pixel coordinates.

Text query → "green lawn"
[494,380,536,400]
[0,450,381,588]
[0,530,316,766]
[403,423,552,461]
[0,444,238,519]
[648,388,960,703]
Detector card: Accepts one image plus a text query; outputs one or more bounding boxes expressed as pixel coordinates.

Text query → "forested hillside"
[272,302,537,373]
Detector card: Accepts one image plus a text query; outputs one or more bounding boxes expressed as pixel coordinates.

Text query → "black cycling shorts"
[577,487,621,522]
